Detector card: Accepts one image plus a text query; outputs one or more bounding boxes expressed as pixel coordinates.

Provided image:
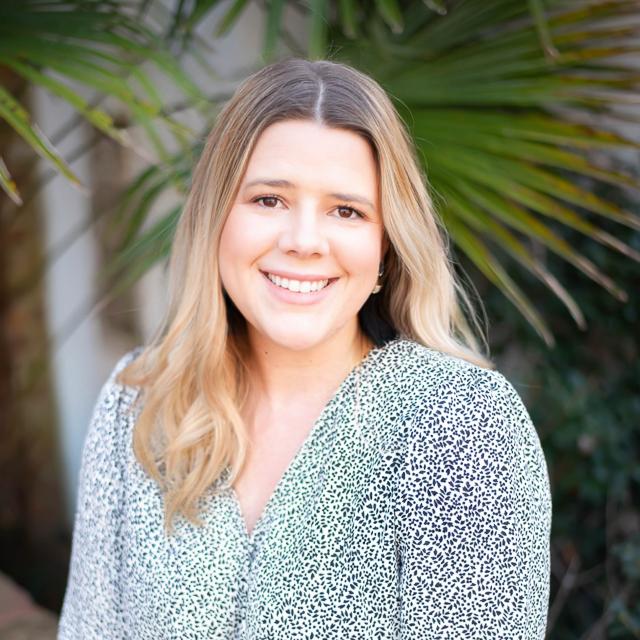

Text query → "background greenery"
[0,0,638,637]
[478,188,640,638]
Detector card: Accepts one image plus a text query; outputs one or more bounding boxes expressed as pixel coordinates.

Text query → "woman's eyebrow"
[245,178,293,189]
[244,178,375,210]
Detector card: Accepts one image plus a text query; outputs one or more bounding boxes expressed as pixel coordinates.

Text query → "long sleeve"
[395,368,552,639]
[58,351,139,640]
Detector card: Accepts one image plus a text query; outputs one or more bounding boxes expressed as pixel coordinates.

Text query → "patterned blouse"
[58,336,552,639]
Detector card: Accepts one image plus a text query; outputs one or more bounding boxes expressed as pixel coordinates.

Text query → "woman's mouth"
[260,270,339,303]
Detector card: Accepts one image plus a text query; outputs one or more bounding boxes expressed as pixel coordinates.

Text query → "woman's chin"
[261,330,330,353]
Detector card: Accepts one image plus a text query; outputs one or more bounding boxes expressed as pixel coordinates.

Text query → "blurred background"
[0,0,638,638]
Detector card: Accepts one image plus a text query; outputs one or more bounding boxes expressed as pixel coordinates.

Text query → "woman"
[58,58,552,639]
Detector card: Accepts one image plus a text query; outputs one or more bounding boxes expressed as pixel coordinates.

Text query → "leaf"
[420,124,640,193]
[188,0,224,28]
[423,0,447,16]
[309,0,329,58]
[410,109,640,151]
[0,85,83,189]
[443,209,555,346]
[263,0,287,62]
[99,207,180,299]
[441,183,585,328]
[338,0,359,39]
[431,145,640,236]
[527,0,559,60]
[0,155,22,205]
[107,154,191,246]
[374,0,404,34]
[6,59,136,150]
[0,2,204,158]
[214,0,250,37]
[439,175,617,318]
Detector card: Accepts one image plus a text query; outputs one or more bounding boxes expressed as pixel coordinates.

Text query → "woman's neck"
[244,328,373,414]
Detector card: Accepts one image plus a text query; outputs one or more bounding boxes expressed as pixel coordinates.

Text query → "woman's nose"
[277,205,330,257]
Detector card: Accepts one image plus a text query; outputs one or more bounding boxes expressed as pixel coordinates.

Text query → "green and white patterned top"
[58,336,552,639]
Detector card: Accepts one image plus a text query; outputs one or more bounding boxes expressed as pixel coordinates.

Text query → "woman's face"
[218,119,386,353]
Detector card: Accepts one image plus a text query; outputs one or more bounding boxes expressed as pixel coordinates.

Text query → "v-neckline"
[224,337,399,543]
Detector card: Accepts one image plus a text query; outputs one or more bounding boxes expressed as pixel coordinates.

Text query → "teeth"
[266,273,330,292]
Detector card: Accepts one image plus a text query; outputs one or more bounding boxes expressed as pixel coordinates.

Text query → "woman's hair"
[117,57,493,534]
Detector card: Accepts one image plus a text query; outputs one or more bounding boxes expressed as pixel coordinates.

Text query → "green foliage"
[0,0,206,203]
[329,0,640,346]
[478,179,639,637]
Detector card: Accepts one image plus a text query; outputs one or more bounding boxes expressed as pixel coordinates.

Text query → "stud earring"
[372,261,384,294]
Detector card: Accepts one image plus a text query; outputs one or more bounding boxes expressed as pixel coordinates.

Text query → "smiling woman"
[58,58,551,639]
[219,120,384,356]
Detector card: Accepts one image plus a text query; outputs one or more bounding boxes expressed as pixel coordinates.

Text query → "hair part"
[117,57,493,535]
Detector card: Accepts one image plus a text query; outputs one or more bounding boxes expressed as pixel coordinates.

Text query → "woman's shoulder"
[386,337,536,442]
[392,338,550,509]
[383,336,509,396]
[108,345,145,385]
[101,345,145,406]
[74,348,145,493]
[85,347,145,445]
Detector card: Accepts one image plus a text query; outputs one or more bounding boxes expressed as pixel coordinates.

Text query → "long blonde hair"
[117,57,493,534]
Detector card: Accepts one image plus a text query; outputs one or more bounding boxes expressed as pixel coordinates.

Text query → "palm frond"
[0,0,206,201]
[0,84,83,188]
[0,154,22,205]
[331,0,640,342]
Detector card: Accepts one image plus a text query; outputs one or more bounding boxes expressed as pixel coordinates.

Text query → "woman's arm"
[57,351,139,640]
[395,368,552,640]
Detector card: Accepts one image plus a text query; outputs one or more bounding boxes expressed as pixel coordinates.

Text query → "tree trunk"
[0,69,67,614]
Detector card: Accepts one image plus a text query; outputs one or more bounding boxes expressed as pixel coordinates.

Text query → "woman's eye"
[336,205,364,220]
[254,196,281,208]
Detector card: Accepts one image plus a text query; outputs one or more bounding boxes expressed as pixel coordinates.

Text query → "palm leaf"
[338,0,359,39]
[0,154,22,205]
[98,206,180,301]
[443,209,555,346]
[214,0,250,37]
[0,0,205,201]
[329,0,640,340]
[374,0,404,34]
[309,0,329,59]
[443,184,585,327]
[264,0,287,62]
[5,60,136,151]
[0,84,83,188]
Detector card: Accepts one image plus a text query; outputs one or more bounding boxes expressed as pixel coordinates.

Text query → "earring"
[372,261,384,294]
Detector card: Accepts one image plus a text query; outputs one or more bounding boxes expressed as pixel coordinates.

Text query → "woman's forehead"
[242,120,379,200]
